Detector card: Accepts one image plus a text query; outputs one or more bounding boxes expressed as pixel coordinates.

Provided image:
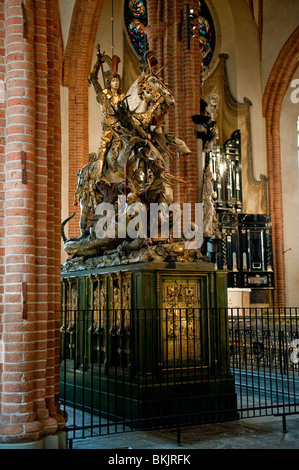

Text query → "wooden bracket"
[22,282,27,320]
[21,2,28,39]
[20,150,27,184]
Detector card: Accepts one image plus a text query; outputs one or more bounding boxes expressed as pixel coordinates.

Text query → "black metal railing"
[59,307,299,445]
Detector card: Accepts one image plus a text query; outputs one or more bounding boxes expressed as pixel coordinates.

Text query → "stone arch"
[62,0,105,235]
[263,26,299,306]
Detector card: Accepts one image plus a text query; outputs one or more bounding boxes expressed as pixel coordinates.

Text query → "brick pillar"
[47,0,64,425]
[0,0,66,446]
[146,0,201,207]
[0,0,5,424]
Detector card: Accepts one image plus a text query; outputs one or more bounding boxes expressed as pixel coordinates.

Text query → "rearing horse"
[62,51,191,256]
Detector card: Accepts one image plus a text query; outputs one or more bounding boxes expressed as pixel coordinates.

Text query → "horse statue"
[62,49,191,258]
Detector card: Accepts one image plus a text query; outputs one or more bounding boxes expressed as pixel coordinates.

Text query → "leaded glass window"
[124,0,148,59]
[124,0,216,69]
[198,0,216,68]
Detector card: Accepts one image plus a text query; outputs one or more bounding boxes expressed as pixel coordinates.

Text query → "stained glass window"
[124,0,148,60]
[198,0,216,68]
[124,0,216,69]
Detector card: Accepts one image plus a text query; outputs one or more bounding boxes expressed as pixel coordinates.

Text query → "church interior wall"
[79,0,269,204]
[262,0,299,92]
[58,0,269,202]
[280,67,299,307]
[59,0,76,261]
[89,0,125,155]
[229,0,267,182]
[60,85,69,263]
[57,0,298,304]
[210,0,267,186]
[0,0,298,446]
[58,0,76,50]
[260,0,299,306]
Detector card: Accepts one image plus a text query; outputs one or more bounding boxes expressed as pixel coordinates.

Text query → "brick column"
[0,0,65,446]
[47,0,64,425]
[146,0,201,207]
[0,0,5,423]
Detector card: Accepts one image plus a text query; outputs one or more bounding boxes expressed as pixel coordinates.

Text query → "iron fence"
[59,307,299,446]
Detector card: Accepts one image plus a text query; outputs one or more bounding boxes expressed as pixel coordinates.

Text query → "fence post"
[282,414,287,433]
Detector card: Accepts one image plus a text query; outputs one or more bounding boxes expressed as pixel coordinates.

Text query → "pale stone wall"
[58,0,76,50]
[262,0,299,92]
[59,0,75,261]
[281,67,299,307]
[209,0,267,205]
[88,0,125,154]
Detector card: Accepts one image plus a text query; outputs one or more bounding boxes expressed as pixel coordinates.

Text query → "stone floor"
[70,415,299,450]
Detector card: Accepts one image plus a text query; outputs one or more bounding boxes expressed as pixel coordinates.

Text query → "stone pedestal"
[60,260,237,427]
[0,431,68,450]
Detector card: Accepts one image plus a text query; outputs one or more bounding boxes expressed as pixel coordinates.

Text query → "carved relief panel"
[108,272,132,334]
[88,274,108,366]
[61,278,79,360]
[108,272,132,370]
[161,278,202,368]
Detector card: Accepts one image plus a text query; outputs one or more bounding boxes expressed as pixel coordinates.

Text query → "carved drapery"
[203,54,268,215]
[61,272,132,369]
